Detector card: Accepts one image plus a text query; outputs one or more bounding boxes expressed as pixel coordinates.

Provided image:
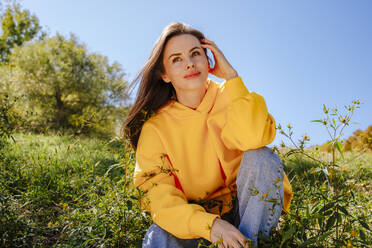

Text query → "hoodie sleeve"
[134,122,220,241]
[220,77,293,212]
[220,76,276,151]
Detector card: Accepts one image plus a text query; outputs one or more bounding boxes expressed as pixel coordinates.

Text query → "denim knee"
[238,146,284,182]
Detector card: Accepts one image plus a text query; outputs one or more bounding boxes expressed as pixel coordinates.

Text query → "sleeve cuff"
[282,173,293,214]
[189,211,220,242]
[222,76,249,101]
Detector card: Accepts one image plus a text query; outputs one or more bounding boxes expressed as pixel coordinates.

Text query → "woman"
[122,22,293,248]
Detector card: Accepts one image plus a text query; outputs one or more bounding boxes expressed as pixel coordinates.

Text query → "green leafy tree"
[0,1,42,62]
[0,33,129,136]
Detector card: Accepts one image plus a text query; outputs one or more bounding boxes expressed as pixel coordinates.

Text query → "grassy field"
[0,133,371,247]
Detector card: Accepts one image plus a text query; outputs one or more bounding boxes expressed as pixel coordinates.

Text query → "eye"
[192,51,201,56]
[172,57,181,63]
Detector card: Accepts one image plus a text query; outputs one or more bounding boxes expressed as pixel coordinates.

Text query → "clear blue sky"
[21,0,371,146]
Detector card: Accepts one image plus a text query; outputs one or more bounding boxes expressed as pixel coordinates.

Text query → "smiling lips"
[184,71,201,79]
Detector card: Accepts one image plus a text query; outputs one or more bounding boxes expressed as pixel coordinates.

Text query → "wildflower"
[287,124,292,129]
[351,230,357,237]
[263,193,268,198]
[277,124,282,130]
[322,120,327,125]
[304,135,309,141]
[48,222,53,228]
[347,243,352,247]
[120,232,124,237]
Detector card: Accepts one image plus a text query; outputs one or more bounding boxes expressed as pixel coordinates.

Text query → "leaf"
[280,225,296,248]
[360,229,366,241]
[126,200,133,210]
[326,214,336,230]
[299,231,332,248]
[311,120,323,123]
[359,220,371,231]
[337,205,348,216]
[284,149,301,157]
[319,202,334,213]
[335,141,344,159]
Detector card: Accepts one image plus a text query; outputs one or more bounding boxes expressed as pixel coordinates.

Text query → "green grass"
[0,133,151,247]
[0,133,371,247]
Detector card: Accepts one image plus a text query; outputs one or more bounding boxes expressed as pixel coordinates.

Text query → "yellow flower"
[48,222,53,228]
[351,230,357,237]
[263,193,268,198]
[347,243,352,247]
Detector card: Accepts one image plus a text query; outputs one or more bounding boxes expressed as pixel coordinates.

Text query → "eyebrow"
[168,46,201,60]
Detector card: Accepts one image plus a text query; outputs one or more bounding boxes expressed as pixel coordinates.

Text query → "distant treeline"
[319,125,372,153]
[0,1,130,138]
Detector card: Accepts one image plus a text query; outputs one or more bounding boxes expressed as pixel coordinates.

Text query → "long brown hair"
[121,22,211,151]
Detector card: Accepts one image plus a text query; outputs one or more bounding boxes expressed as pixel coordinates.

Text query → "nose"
[186,57,195,69]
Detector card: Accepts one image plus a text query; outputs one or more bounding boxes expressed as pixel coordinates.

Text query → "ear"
[161,72,171,83]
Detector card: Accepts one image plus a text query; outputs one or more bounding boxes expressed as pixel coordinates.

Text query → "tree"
[0,33,129,136]
[0,1,42,62]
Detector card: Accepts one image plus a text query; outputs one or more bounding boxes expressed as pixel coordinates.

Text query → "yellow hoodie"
[134,76,293,242]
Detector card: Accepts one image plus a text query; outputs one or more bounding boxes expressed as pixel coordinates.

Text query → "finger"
[218,242,225,248]
[200,44,219,58]
[216,236,225,248]
[230,231,249,248]
[200,43,219,52]
[201,38,214,44]
[238,238,251,248]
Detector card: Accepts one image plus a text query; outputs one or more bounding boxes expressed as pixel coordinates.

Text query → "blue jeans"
[142,147,285,247]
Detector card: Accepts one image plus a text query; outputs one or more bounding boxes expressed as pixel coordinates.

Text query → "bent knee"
[240,146,283,179]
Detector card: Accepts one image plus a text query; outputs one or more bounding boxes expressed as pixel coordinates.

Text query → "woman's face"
[161,34,209,96]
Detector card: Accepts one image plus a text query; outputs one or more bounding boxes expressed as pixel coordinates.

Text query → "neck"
[175,85,208,110]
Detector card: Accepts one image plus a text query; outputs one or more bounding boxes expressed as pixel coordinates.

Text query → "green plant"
[0,94,18,147]
[268,100,371,247]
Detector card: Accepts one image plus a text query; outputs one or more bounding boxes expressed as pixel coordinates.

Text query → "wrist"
[225,70,238,80]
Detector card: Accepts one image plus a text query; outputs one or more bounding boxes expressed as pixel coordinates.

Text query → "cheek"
[169,63,184,75]
[196,56,209,68]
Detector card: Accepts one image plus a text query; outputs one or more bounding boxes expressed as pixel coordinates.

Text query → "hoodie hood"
[157,78,219,119]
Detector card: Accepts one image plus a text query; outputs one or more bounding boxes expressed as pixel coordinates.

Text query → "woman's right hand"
[211,218,251,248]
